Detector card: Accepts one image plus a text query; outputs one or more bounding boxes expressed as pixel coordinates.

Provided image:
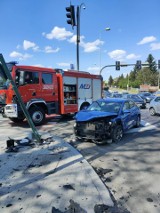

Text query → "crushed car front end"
[74,112,118,141]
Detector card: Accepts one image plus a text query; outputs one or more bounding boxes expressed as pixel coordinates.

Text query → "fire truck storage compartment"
[92,78,102,101]
[63,76,77,105]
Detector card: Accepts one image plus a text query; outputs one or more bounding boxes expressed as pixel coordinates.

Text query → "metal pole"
[99,32,102,70]
[76,6,80,71]
[99,28,110,70]
[0,54,41,143]
[158,69,160,90]
[99,65,115,75]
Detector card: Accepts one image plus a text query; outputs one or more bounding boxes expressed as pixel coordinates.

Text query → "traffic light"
[136,60,142,70]
[115,61,120,70]
[65,5,76,27]
[158,60,160,69]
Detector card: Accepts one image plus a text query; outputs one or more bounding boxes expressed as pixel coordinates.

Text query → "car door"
[128,100,139,127]
[121,101,133,130]
[154,97,160,113]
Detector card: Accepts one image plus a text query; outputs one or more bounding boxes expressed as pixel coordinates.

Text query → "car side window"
[155,97,160,102]
[123,102,130,110]
[129,100,135,109]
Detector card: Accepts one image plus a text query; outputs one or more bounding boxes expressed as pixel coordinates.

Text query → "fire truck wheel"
[29,106,45,126]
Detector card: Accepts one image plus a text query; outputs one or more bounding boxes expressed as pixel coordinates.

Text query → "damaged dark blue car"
[74,98,141,143]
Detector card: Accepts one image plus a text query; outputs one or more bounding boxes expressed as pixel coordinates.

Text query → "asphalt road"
[0,105,160,213]
[43,106,160,213]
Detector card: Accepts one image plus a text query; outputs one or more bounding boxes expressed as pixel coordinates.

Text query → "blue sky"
[1,0,160,81]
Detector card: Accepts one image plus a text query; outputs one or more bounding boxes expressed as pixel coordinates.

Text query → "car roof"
[99,98,126,103]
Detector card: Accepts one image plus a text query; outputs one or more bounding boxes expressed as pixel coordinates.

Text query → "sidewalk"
[0,126,114,213]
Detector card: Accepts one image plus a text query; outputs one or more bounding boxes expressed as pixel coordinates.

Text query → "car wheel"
[149,107,156,116]
[135,115,141,128]
[111,125,123,142]
[29,106,45,126]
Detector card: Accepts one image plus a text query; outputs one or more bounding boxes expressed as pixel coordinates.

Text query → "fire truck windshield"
[0,61,17,89]
[0,64,10,89]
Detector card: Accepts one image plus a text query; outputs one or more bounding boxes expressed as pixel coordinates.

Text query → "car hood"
[75,110,118,122]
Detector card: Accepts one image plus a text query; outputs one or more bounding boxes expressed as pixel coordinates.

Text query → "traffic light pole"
[76,6,80,71]
[99,65,116,75]
[0,54,41,143]
[99,63,150,75]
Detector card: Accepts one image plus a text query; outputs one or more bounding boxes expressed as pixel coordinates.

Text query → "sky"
[1,0,160,81]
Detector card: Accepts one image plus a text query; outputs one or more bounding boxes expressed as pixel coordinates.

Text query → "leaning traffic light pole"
[0,54,41,143]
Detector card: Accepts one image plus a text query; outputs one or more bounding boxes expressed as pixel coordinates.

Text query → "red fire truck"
[0,62,103,125]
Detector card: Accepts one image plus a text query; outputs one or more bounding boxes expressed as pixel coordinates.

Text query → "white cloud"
[43,26,73,40]
[108,49,126,60]
[68,36,104,53]
[10,51,22,58]
[87,66,100,74]
[68,35,77,44]
[150,42,160,50]
[32,46,40,52]
[44,46,60,53]
[23,40,37,50]
[126,53,141,60]
[81,39,104,53]
[68,35,86,45]
[9,51,32,60]
[137,36,156,45]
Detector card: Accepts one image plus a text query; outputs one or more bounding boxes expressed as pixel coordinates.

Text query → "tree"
[108,75,113,87]
[146,54,157,73]
[111,54,159,88]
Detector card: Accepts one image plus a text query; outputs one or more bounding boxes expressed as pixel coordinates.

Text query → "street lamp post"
[127,74,130,91]
[158,69,160,89]
[99,27,110,69]
[76,3,85,71]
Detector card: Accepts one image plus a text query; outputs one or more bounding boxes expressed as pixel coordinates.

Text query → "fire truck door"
[41,72,57,102]
[16,71,41,103]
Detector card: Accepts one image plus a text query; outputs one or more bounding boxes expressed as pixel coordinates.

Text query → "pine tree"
[108,75,113,87]
[146,54,157,73]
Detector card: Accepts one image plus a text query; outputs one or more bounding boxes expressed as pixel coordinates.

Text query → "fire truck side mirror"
[0,63,8,80]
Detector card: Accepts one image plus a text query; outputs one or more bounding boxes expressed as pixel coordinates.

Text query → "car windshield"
[143,93,151,96]
[87,100,122,113]
[130,95,142,100]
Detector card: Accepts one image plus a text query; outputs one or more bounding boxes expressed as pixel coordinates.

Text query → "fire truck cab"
[0,63,103,125]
